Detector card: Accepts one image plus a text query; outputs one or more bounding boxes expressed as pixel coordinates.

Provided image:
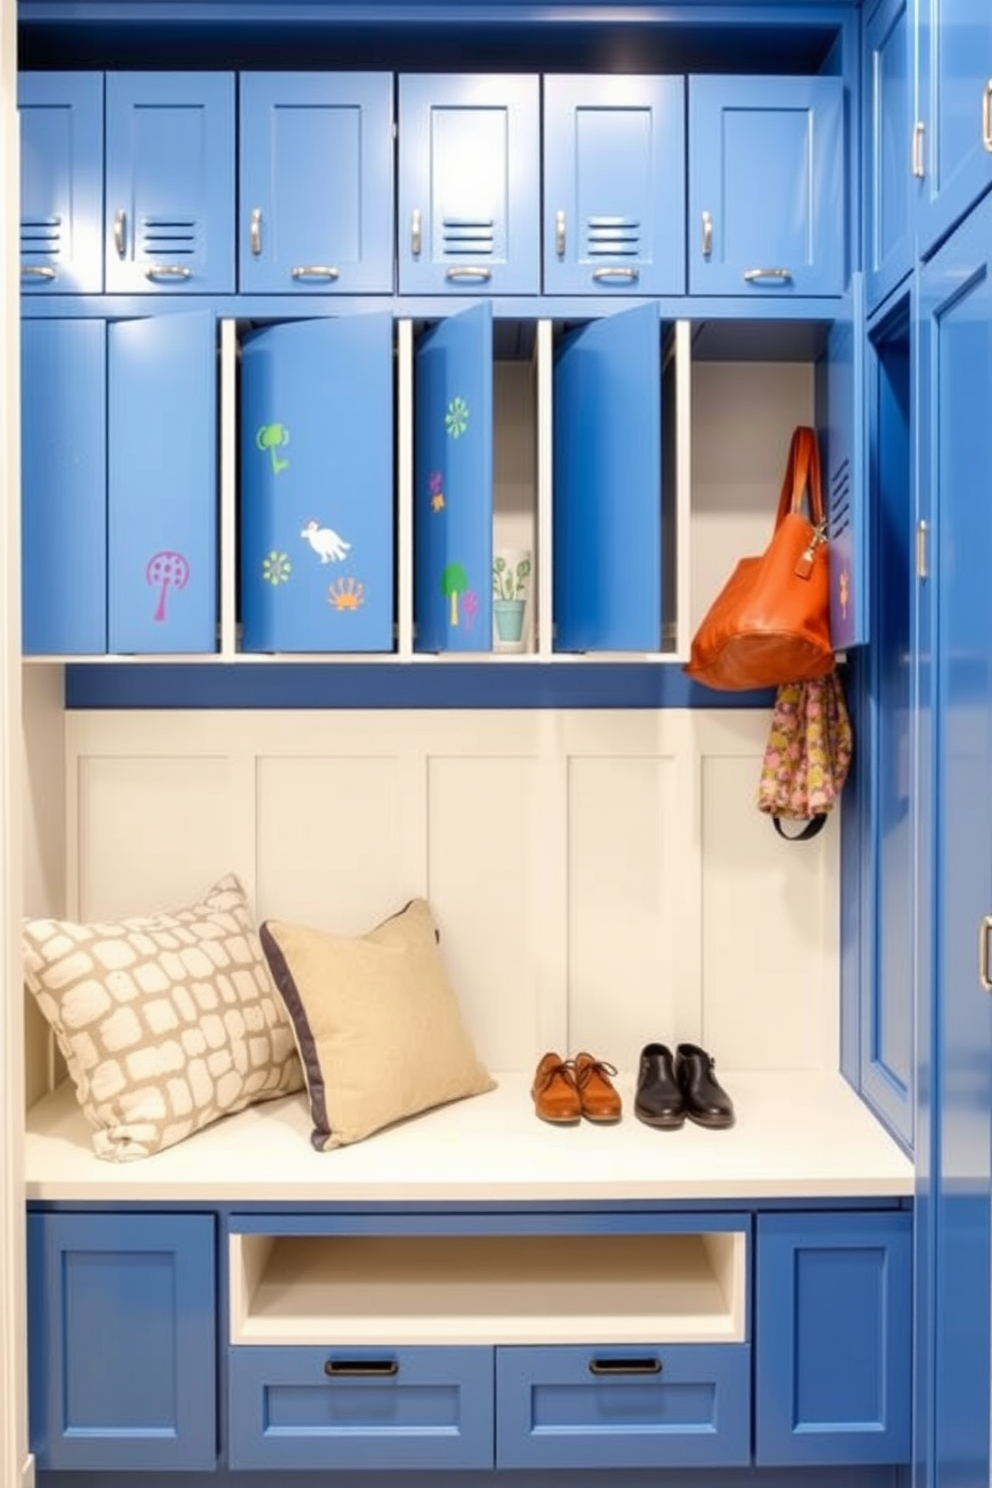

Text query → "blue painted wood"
[27,1210,216,1471]
[104,71,235,293]
[21,318,107,653]
[398,74,540,295]
[863,0,913,311]
[919,190,992,1488]
[414,302,493,651]
[915,0,992,258]
[819,275,867,649]
[688,74,847,296]
[107,311,217,652]
[542,75,685,297]
[238,72,394,295]
[496,1343,751,1468]
[553,304,662,651]
[18,71,104,294]
[240,315,394,651]
[228,1345,494,1469]
[754,1210,912,1465]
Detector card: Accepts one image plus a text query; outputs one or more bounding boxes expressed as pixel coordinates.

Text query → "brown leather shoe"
[531,1052,582,1124]
[573,1052,622,1123]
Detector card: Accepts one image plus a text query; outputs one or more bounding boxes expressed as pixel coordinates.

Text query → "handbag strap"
[774,426,825,529]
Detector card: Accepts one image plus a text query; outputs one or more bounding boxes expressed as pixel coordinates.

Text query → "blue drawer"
[228,1345,494,1470]
[495,1343,751,1469]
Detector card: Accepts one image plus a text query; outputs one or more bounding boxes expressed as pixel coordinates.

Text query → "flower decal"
[262,551,292,586]
[446,397,470,439]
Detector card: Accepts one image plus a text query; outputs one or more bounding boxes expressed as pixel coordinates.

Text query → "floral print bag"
[757,668,853,840]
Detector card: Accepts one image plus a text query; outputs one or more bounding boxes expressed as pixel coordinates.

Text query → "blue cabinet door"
[919,191,992,1488]
[414,303,493,651]
[755,1211,912,1465]
[27,1211,216,1471]
[105,72,235,293]
[241,314,394,652]
[18,71,103,294]
[108,311,217,652]
[553,304,662,652]
[21,319,107,654]
[239,73,394,294]
[915,0,992,257]
[689,76,846,296]
[542,75,685,297]
[864,0,914,310]
[398,75,540,295]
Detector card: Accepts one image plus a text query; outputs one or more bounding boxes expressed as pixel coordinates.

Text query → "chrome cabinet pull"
[916,519,929,580]
[113,208,127,258]
[913,120,926,178]
[983,80,992,152]
[743,267,793,285]
[592,266,639,282]
[250,207,262,255]
[324,1358,399,1378]
[555,209,566,256]
[21,265,56,279]
[701,209,712,258]
[291,265,340,280]
[144,264,193,280]
[980,915,992,991]
[411,208,422,256]
[444,265,492,282]
[588,1356,662,1376]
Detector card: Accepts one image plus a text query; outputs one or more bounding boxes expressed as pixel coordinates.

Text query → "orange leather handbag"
[684,426,834,691]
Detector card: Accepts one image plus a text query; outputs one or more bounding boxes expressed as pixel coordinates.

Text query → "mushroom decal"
[146,550,190,622]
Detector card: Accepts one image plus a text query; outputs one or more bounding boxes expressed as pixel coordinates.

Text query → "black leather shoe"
[675,1043,735,1129]
[634,1043,685,1129]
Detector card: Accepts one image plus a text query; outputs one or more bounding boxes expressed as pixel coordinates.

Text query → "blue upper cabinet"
[104,72,235,294]
[689,75,846,297]
[864,0,913,310]
[542,75,685,297]
[239,73,394,295]
[915,0,992,256]
[398,75,540,295]
[18,71,104,294]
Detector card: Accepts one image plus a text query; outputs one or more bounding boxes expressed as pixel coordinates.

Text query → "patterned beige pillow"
[260,898,496,1150]
[23,874,304,1161]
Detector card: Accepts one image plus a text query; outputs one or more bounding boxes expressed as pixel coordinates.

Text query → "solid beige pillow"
[260,898,495,1149]
[23,875,304,1161]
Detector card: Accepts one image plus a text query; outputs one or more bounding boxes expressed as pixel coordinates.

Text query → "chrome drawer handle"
[145,264,192,280]
[588,1356,662,1376]
[743,267,793,285]
[444,266,492,282]
[555,208,566,256]
[21,265,56,279]
[701,209,713,257]
[324,1358,399,1378]
[913,120,926,178]
[291,265,340,280]
[979,914,992,991]
[592,266,639,282]
[113,208,127,258]
[250,207,262,255]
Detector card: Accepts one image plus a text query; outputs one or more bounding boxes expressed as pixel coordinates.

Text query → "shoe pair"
[531,1051,621,1125]
[634,1042,735,1130]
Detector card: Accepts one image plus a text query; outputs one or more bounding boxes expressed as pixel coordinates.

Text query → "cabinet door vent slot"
[442,217,494,256]
[140,215,197,256]
[21,216,61,257]
[586,215,640,258]
[829,456,851,538]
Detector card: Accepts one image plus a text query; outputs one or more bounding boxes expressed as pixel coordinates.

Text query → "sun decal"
[262,551,292,586]
[328,577,365,611]
[445,396,470,439]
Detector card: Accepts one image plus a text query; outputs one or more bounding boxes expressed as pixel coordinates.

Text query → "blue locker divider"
[22,319,107,654]
[240,314,394,652]
[553,303,663,651]
[108,312,217,653]
[414,302,493,652]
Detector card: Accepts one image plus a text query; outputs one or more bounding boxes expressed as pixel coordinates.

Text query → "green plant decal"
[262,550,292,585]
[493,553,531,601]
[441,562,469,626]
[445,397,470,439]
[256,422,290,474]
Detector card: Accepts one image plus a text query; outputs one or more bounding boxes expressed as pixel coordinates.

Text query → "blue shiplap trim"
[64,663,775,710]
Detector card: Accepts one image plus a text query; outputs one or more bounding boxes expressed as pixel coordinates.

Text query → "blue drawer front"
[228,1345,494,1470]
[495,1344,751,1468]
[240,315,394,652]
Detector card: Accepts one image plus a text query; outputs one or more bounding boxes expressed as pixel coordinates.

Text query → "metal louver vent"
[829,455,851,539]
[585,215,640,258]
[442,217,494,257]
[140,214,197,257]
[21,215,61,259]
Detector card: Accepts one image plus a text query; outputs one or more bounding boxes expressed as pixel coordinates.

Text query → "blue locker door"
[916,0,992,258]
[108,312,217,653]
[553,304,662,652]
[21,319,107,654]
[688,76,846,296]
[414,303,493,652]
[27,1211,216,1471]
[398,75,540,295]
[18,72,104,294]
[542,75,685,297]
[239,73,394,294]
[240,314,394,652]
[864,0,913,311]
[817,277,867,650]
[105,72,235,294]
[920,191,992,1488]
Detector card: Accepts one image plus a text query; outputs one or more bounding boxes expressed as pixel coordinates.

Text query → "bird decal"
[300,518,351,563]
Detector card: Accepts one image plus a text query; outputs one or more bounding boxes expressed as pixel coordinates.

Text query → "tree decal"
[441,562,469,627]
[256,422,290,474]
[445,397,470,439]
[146,550,190,622]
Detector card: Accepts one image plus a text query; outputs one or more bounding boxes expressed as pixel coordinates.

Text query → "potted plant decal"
[492,551,532,645]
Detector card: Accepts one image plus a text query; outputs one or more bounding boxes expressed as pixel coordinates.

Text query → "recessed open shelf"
[229,1229,747,1347]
